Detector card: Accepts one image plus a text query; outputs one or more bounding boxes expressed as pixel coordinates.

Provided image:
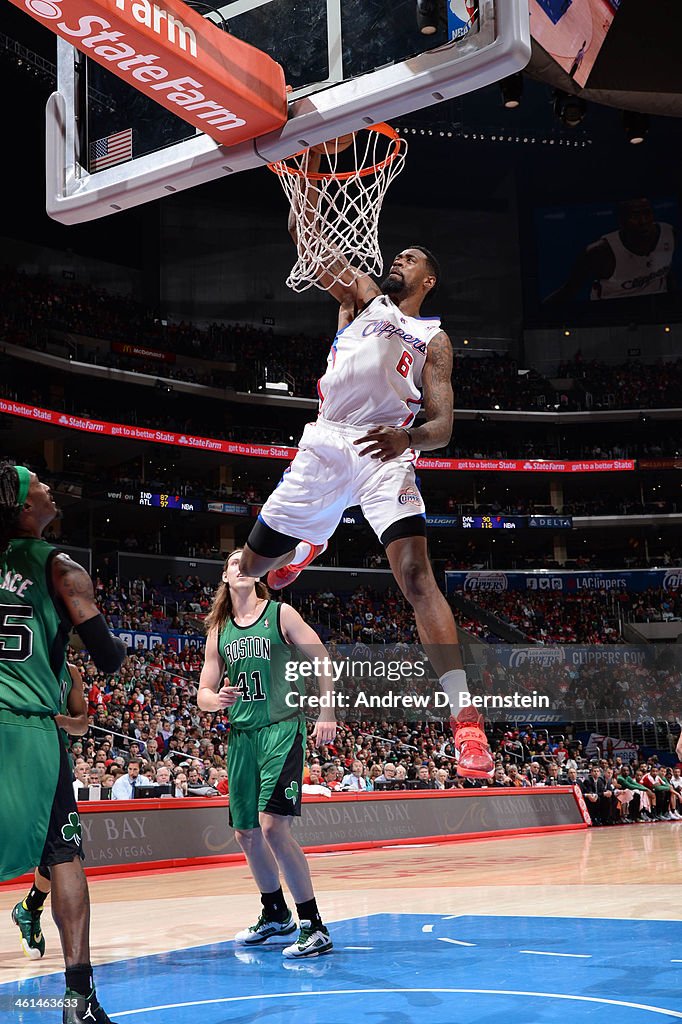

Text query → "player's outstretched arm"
[280,603,337,745]
[197,628,240,712]
[288,147,380,312]
[52,554,127,673]
[54,663,89,736]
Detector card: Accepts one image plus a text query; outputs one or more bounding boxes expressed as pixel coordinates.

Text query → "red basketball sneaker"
[267,541,328,591]
[451,706,494,779]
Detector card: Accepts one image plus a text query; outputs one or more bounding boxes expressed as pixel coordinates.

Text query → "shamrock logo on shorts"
[61,811,82,847]
[284,781,299,804]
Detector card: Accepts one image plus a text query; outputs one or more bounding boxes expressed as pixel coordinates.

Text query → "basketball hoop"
[268,123,407,292]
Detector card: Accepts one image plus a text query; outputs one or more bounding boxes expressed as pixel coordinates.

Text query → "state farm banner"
[446,568,682,594]
[111,341,175,363]
[0,398,297,461]
[418,457,636,472]
[13,0,287,146]
[0,398,643,474]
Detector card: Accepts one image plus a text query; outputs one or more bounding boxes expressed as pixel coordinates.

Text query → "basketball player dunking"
[238,145,493,778]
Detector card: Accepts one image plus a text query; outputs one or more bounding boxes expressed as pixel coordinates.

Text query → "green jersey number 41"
[234,670,266,703]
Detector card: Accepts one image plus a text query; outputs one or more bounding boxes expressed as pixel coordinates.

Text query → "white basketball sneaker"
[234,910,296,945]
[282,920,333,958]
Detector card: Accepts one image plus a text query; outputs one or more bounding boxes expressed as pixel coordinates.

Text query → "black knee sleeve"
[247,517,300,559]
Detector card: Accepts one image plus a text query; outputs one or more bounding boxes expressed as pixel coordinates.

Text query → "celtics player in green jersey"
[199,549,337,958]
[0,463,127,1024]
[12,662,88,959]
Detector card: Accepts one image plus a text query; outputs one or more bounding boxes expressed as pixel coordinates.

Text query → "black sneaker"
[63,988,118,1024]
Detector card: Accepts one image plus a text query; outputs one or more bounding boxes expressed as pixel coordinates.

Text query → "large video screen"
[536,197,679,305]
[529,0,619,87]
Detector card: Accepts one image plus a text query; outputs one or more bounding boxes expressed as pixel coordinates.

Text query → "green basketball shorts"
[227,717,305,831]
[0,710,83,882]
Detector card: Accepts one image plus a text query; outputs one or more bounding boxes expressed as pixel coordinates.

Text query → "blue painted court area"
[534,0,573,25]
[5,915,682,1023]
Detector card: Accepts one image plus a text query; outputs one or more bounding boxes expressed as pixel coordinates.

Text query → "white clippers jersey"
[317,295,441,428]
[591,223,674,300]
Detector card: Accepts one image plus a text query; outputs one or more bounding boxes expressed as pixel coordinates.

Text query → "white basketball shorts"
[258,418,426,546]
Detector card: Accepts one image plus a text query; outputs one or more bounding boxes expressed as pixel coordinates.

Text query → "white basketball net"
[269,125,408,293]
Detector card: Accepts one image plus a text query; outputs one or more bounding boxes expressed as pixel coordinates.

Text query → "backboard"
[47,0,530,223]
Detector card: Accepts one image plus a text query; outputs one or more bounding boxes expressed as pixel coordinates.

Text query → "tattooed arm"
[52,554,101,625]
[410,330,454,451]
[52,554,127,672]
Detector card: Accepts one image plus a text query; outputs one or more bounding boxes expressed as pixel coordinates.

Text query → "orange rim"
[268,123,404,181]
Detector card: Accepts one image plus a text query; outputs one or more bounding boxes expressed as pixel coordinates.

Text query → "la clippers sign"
[14,0,287,145]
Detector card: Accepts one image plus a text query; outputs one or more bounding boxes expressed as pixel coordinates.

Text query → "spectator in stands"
[641,765,673,819]
[526,762,542,786]
[302,763,332,798]
[612,766,640,821]
[154,766,172,790]
[173,770,189,798]
[413,766,434,790]
[340,760,368,792]
[374,762,397,785]
[581,765,606,826]
[322,764,341,791]
[72,762,88,800]
[186,765,219,797]
[601,768,621,824]
[506,765,528,788]
[111,759,150,800]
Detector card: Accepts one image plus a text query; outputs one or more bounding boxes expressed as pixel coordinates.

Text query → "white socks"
[439,669,470,713]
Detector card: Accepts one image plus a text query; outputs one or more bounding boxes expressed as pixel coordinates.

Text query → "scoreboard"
[461,515,572,529]
[138,492,203,512]
[462,515,521,529]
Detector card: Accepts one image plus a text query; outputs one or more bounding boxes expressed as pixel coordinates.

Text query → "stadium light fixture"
[624,110,649,144]
[554,90,586,128]
[416,0,438,35]
[500,74,523,109]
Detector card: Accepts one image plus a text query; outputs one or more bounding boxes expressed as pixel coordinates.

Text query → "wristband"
[401,427,413,446]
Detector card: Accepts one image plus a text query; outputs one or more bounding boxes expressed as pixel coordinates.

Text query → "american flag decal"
[89,128,133,172]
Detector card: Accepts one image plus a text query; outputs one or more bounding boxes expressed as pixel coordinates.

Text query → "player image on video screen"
[542,198,678,304]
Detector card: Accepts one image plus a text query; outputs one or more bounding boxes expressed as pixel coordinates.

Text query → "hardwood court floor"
[2,824,681,985]
[530,0,614,72]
